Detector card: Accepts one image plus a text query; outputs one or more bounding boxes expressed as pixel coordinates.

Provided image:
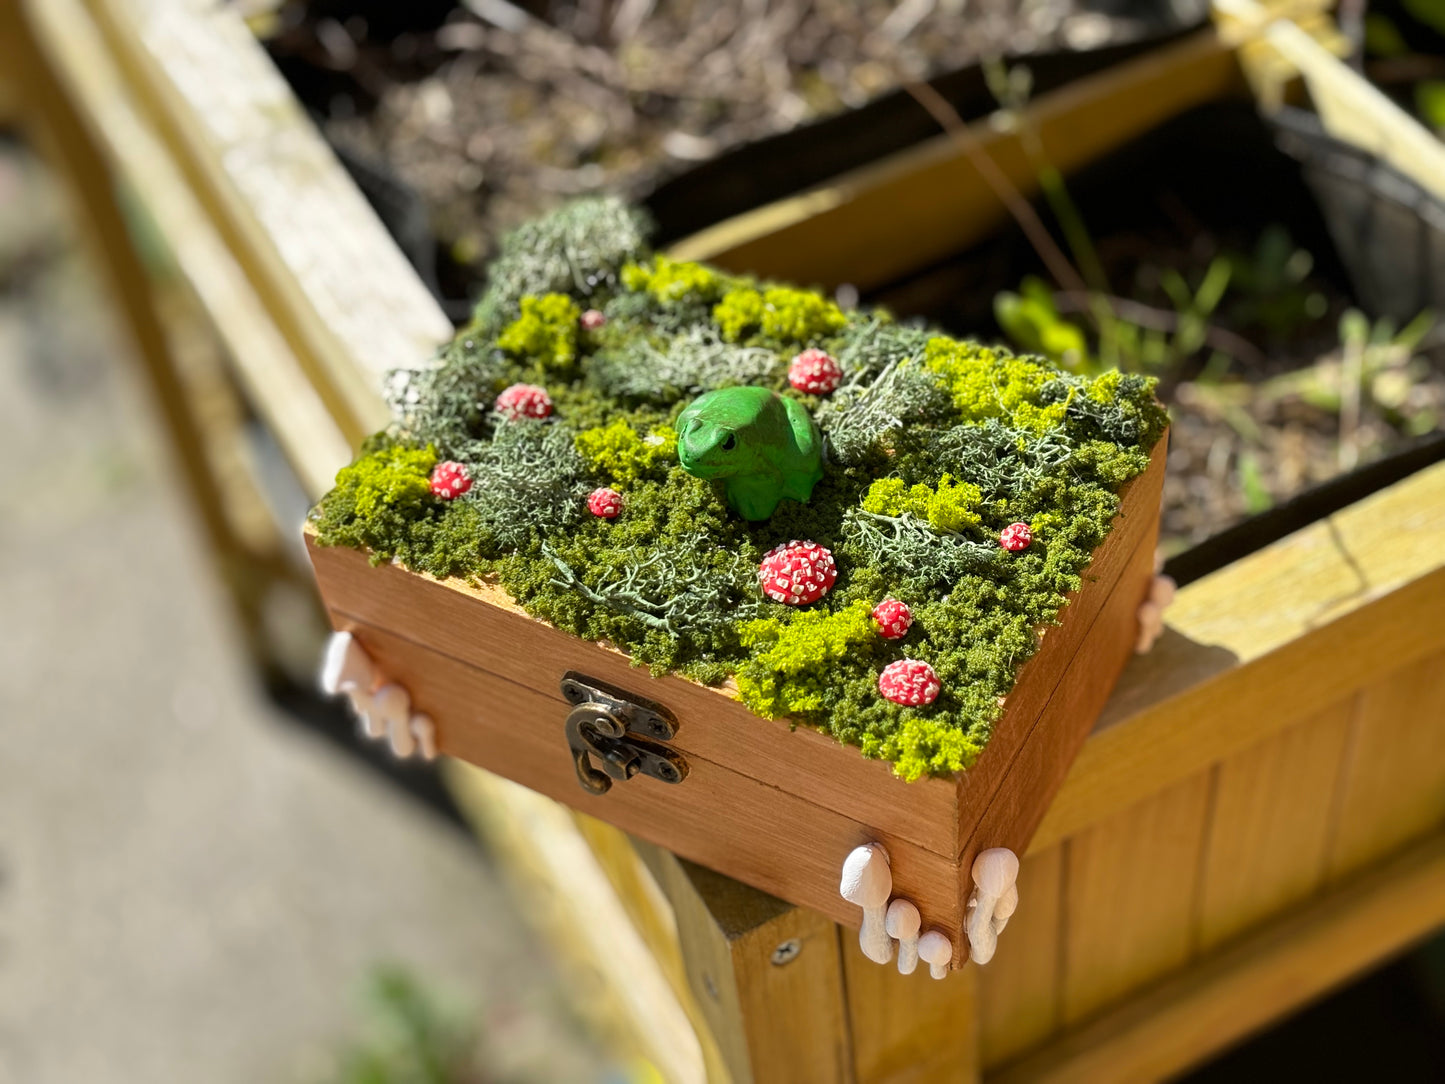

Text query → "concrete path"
[0,147,608,1084]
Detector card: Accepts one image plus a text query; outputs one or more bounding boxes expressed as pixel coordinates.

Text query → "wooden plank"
[954,438,1165,854]
[1060,772,1214,1025]
[990,831,1445,1084]
[977,846,1064,1070]
[1327,649,1445,881]
[1035,459,1445,851]
[339,621,967,938]
[570,816,737,1083]
[640,845,850,1084]
[26,0,350,499]
[1195,700,1354,951]
[84,0,452,443]
[841,936,979,1084]
[445,763,707,1083]
[668,31,1242,289]
[959,502,1160,900]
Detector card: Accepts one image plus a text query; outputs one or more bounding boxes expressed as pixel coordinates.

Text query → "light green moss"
[574,419,678,490]
[735,602,878,718]
[621,255,730,305]
[498,293,582,375]
[713,285,847,343]
[860,475,984,534]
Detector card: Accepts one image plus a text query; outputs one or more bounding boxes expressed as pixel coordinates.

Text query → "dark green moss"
[314,201,1168,780]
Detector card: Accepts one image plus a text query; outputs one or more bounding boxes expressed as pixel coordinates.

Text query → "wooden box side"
[307,538,961,854]
[331,615,966,936]
[954,435,1167,849]
[308,434,1165,959]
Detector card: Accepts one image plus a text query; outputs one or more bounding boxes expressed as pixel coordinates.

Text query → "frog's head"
[675,386,777,480]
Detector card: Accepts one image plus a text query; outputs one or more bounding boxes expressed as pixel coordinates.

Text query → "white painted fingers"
[1136,573,1177,653]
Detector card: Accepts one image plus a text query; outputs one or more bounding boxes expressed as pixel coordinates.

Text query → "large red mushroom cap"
[878,659,941,706]
[758,540,837,605]
[495,383,553,420]
[788,348,843,395]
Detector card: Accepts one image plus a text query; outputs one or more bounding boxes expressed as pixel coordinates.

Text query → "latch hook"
[560,673,688,795]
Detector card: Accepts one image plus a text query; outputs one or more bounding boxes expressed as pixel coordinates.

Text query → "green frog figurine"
[676,386,824,520]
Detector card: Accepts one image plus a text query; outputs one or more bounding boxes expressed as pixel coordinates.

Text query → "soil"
[255,0,1181,275]
[1090,230,1445,553]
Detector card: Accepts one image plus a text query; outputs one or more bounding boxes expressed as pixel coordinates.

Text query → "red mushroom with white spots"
[587,487,624,519]
[872,599,912,640]
[758,540,837,605]
[429,461,473,500]
[999,522,1033,551]
[494,383,553,420]
[788,348,843,395]
[878,659,941,706]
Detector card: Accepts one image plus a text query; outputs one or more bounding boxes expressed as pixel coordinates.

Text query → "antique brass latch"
[560,673,689,795]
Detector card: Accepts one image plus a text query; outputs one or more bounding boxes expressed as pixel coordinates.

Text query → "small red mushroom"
[788,349,843,395]
[999,522,1033,551]
[580,308,607,331]
[878,659,941,706]
[758,540,837,605]
[495,383,553,420]
[872,599,913,640]
[429,461,472,500]
[587,487,624,518]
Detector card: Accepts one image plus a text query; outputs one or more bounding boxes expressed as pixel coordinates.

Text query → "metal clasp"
[560,673,688,795]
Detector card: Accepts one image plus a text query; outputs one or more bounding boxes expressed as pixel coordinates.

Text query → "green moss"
[922,337,1073,434]
[313,199,1169,780]
[860,475,984,534]
[735,602,879,718]
[713,286,847,344]
[574,419,678,489]
[621,255,730,306]
[497,293,582,376]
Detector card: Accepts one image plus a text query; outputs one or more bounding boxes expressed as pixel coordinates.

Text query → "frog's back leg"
[780,397,825,503]
[782,396,822,459]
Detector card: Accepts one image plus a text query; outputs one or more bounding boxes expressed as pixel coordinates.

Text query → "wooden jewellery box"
[305,435,1166,968]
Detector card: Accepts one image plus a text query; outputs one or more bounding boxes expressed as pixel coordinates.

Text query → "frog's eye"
[721,433,737,451]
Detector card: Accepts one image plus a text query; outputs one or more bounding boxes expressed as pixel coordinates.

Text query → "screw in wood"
[771,938,802,966]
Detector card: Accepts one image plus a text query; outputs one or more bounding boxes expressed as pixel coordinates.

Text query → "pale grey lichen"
[817,357,954,465]
[543,533,764,638]
[471,197,651,334]
[460,420,589,547]
[842,506,999,584]
[590,325,780,405]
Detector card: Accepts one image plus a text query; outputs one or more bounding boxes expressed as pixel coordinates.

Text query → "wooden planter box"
[307,439,1166,964]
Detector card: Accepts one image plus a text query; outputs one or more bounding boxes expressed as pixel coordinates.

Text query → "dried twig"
[903,80,1088,297]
